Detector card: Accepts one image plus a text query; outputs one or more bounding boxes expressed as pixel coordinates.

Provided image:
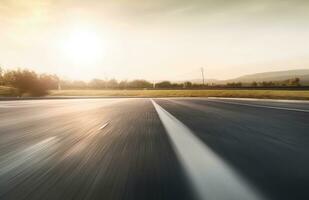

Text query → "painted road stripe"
[206,99,309,113]
[99,122,109,130]
[207,97,309,104]
[151,99,265,200]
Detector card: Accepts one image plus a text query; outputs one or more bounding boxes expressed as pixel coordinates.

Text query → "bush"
[2,69,51,96]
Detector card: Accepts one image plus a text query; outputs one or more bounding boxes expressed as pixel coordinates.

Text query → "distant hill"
[189,69,309,85]
[227,69,309,84]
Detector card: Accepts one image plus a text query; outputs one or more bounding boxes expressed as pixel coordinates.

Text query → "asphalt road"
[0,98,308,200]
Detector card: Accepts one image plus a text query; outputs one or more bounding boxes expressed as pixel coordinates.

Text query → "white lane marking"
[99,122,109,130]
[207,97,309,104]
[206,99,309,113]
[151,99,265,200]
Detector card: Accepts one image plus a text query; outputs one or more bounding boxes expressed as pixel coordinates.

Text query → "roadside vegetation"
[57,78,303,89]
[1,67,309,100]
[0,68,58,96]
[50,89,309,100]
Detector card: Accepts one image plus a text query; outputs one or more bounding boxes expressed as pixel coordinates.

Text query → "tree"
[89,79,106,89]
[226,82,242,87]
[118,80,128,89]
[106,79,118,89]
[2,69,49,96]
[71,80,88,89]
[260,81,275,87]
[288,78,301,87]
[183,81,192,88]
[155,81,172,88]
[39,74,59,90]
[172,83,183,89]
[127,80,152,89]
[251,82,258,87]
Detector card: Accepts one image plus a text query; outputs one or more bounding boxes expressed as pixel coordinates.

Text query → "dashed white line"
[151,99,265,200]
[99,122,109,130]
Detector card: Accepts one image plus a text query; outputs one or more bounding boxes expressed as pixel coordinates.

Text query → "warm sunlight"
[61,28,105,65]
[1,1,309,200]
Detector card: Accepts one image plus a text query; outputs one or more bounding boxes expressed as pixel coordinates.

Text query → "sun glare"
[61,29,105,64]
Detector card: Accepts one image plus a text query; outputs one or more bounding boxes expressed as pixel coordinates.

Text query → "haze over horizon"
[0,0,308,81]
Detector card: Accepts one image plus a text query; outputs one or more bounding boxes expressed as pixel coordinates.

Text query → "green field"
[49,89,309,100]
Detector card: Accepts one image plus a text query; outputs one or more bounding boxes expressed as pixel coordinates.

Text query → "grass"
[49,89,309,100]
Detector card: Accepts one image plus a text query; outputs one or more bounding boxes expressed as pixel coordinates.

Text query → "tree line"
[249,78,301,87]
[58,78,303,89]
[0,67,304,96]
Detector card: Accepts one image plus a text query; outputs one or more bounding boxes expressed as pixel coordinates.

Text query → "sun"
[61,29,105,64]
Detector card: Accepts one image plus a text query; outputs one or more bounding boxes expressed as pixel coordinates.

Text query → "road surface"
[0,98,308,200]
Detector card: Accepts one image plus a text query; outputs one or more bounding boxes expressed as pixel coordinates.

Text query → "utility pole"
[201,67,205,87]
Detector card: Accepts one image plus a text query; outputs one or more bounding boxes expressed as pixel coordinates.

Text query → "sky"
[0,0,309,81]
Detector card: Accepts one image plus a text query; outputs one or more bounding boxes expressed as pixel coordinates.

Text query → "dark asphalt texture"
[0,98,308,200]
